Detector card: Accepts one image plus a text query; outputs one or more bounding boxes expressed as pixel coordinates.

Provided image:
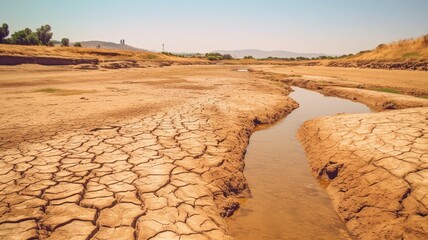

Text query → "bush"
[296,57,309,61]
[243,55,253,59]
[74,42,82,47]
[205,52,228,61]
[376,44,387,50]
[61,38,69,47]
[222,54,233,60]
[207,56,220,61]
[358,50,371,55]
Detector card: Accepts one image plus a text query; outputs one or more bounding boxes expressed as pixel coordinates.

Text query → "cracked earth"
[298,107,428,240]
[0,65,297,240]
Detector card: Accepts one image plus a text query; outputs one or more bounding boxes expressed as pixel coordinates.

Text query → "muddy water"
[226,87,373,240]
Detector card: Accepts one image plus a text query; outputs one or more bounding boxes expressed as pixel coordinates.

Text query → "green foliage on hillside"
[10,28,40,45]
[205,53,233,61]
[0,23,75,48]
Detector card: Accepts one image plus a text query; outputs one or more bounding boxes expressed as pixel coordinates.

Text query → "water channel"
[226,87,373,240]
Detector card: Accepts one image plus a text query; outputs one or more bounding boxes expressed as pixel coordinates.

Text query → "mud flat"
[298,107,428,239]
[227,87,372,239]
[0,65,297,239]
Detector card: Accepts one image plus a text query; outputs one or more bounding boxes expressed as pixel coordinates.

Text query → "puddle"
[226,87,373,240]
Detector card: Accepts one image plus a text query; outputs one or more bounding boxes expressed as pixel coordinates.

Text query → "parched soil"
[298,108,428,239]
[0,65,297,239]
[256,65,428,239]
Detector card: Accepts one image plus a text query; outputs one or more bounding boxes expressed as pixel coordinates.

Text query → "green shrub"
[222,54,233,60]
[61,38,69,47]
[207,56,220,61]
[74,42,82,47]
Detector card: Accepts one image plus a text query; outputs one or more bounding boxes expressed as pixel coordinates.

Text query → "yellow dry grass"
[351,34,428,60]
[0,44,206,63]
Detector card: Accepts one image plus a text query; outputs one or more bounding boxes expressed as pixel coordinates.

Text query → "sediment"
[298,107,428,240]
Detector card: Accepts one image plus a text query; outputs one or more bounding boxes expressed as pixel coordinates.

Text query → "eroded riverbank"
[298,107,428,239]
[227,87,372,239]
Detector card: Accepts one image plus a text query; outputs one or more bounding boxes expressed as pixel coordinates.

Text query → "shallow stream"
[226,87,373,239]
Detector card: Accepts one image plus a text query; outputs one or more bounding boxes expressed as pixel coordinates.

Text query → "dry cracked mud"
[298,107,428,240]
[0,65,297,239]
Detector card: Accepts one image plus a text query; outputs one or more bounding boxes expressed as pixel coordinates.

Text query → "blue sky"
[1,0,427,54]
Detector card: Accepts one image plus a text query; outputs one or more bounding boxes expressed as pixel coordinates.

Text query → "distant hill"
[213,49,325,59]
[78,41,147,52]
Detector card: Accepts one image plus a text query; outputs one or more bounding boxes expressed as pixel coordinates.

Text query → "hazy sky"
[1,0,427,54]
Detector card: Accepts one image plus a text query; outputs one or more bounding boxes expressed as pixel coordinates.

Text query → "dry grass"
[351,34,428,60]
[0,44,206,63]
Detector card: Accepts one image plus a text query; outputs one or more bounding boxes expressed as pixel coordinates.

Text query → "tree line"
[0,23,81,47]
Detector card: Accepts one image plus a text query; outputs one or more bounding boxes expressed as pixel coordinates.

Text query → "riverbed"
[226,87,373,239]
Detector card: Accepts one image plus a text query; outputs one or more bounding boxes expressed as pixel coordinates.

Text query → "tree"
[243,55,253,59]
[10,28,40,45]
[61,38,69,47]
[0,23,9,43]
[74,42,82,47]
[222,54,233,60]
[27,32,41,45]
[36,24,53,45]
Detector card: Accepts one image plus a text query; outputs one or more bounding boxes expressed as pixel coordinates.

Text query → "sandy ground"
[0,65,297,239]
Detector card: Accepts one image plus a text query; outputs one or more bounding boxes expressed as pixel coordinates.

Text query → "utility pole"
[162,43,165,52]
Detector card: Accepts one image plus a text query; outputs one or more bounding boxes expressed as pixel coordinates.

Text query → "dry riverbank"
[253,66,428,239]
[298,107,428,239]
[0,65,297,239]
